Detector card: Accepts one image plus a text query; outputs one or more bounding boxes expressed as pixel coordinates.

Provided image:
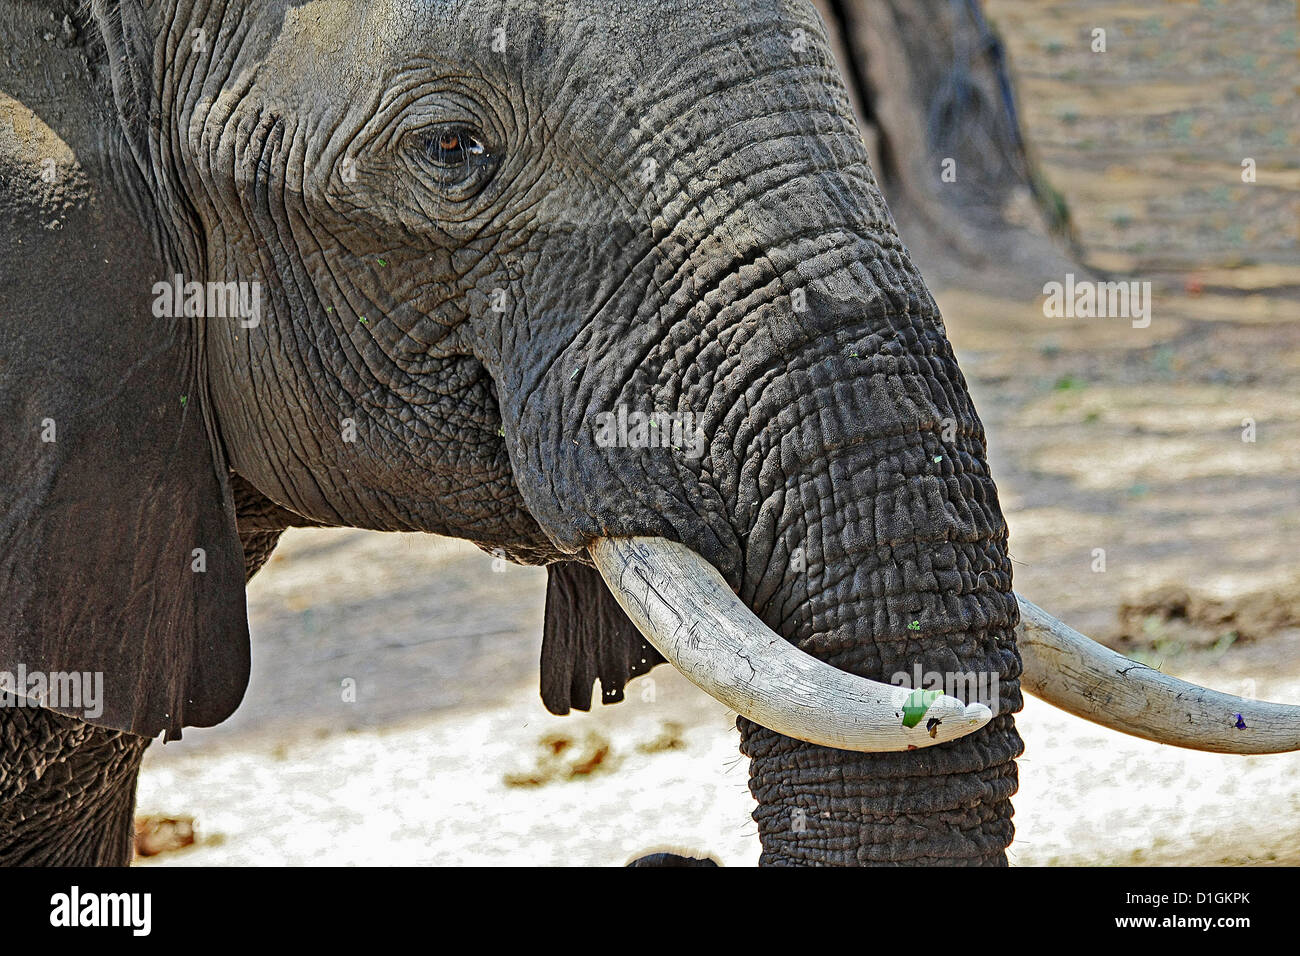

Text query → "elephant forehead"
[240,0,820,95]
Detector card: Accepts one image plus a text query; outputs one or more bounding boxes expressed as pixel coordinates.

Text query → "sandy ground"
[137,669,1300,867]
[134,532,1300,867]
[135,0,1298,866]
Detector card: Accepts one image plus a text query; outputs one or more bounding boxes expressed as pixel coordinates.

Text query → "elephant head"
[4,0,1299,866]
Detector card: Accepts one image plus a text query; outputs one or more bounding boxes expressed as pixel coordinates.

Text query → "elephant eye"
[411,122,497,200]
[422,124,490,171]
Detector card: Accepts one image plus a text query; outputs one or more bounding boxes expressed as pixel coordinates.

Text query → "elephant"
[3,0,1299,867]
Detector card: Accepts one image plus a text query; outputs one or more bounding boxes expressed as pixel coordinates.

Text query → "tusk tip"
[1016,591,1300,754]
[908,695,993,744]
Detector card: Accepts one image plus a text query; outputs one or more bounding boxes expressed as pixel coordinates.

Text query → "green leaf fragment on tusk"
[901,689,942,728]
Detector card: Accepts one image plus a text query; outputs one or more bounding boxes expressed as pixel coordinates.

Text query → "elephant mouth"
[590,535,1300,756]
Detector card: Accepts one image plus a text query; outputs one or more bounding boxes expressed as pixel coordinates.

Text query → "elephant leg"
[0,706,149,866]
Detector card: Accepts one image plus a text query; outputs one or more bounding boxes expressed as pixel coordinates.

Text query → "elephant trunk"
[740,526,1022,865]
[491,24,1023,862]
[722,297,1023,865]
[506,253,1025,863]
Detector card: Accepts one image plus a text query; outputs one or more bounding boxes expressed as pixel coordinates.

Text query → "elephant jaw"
[590,535,1300,756]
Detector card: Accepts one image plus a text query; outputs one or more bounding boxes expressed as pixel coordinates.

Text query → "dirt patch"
[1115,578,1300,650]
[637,721,688,754]
[504,731,620,787]
[133,816,196,859]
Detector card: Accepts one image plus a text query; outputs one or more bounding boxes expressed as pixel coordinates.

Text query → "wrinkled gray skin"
[0,0,1021,865]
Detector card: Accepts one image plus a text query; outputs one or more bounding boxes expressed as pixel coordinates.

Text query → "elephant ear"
[0,22,249,739]
[541,562,665,714]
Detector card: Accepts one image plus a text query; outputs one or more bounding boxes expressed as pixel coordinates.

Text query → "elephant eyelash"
[410,123,498,200]
[421,125,490,168]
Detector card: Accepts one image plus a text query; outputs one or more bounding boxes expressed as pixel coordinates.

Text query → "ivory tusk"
[589,536,991,753]
[585,538,1300,756]
[1016,593,1300,754]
